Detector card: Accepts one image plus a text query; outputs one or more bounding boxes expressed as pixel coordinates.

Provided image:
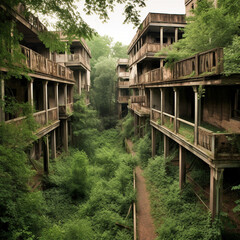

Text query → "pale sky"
[81,0,186,46]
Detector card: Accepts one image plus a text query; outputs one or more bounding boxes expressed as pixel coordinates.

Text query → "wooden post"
[160,27,164,49]
[179,145,186,190]
[43,81,48,124]
[160,88,165,125]
[175,28,178,42]
[150,89,153,120]
[63,119,68,152]
[164,135,169,159]
[152,126,156,157]
[64,84,67,105]
[193,86,200,146]
[51,130,57,159]
[195,54,199,76]
[28,79,34,107]
[43,135,49,174]
[55,83,59,118]
[0,79,5,122]
[174,88,179,133]
[210,168,224,219]
[78,71,82,95]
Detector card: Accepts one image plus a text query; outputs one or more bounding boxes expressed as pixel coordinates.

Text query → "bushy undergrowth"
[40,129,135,240]
[120,113,134,140]
[145,154,221,240]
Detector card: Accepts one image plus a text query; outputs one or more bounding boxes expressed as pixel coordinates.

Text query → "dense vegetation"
[160,0,240,75]
[0,95,136,239]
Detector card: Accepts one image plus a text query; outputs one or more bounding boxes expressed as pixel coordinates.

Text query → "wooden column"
[210,168,223,219]
[150,89,153,120]
[193,86,200,145]
[152,126,156,157]
[175,28,178,42]
[43,135,49,174]
[28,79,34,107]
[0,79,5,122]
[54,83,59,118]
[160,27,164,49]
[64,84,67,105]
[78,71,82,95]
[63,119,68,152]
[179,145,186,190]
[51,130,57,159]
[174,88,179,133]
[164,135,169,159]
[43,81,48,124]
[160,88,165,125]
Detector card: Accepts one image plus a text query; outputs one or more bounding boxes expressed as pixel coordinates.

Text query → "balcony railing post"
[212,135,216,158]
[43,81,48,124]
[29,49,32,69]
[28,79,34,107]
[193,86,200,146]
[55,83,59,119]
[160,88,164,125]
[174,87,179,133]
[195,54,199,76]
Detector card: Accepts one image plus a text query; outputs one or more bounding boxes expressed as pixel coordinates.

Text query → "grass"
[178,122,194,144]
[163,117,174,131]
[200,121,226,133]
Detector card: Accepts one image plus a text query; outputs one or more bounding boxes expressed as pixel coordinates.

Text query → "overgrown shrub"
[137,132,151,168]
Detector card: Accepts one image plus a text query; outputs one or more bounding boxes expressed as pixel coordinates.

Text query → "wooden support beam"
[209,168,224,219]
[63,119,68,152]
[175,28,178,42]
[43,135,49,174]
[160,27,164,49]
[43,81,48,124]
[160,88,164,125]
[193,86,200,145]
[179,145,186,190]
[51,130,57,159]
[28,79,34,107]
[164,135,169,159]
[174,88,179,133]
[152,126,156,157]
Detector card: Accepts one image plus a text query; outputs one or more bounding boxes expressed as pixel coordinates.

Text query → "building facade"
[116,58,130,118]
[0,3,91,175]
[128,11,240,219]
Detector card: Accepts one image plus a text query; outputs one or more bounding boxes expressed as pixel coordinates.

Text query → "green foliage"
[160,0,240,70]
[136,132,152,168]
[73,93,101,156]
[224,36,240,75]
[0,103,46,239]
[145,155,222,240]
[112,42,128,59]
[120,113,134,140]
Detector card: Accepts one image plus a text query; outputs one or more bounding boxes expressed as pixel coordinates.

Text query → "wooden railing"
[67,54,90,70]
[47,107,58,122]
[118,96,129,103]
[152,108,161,123]
[21,45,75,81]
[118,81,130,87]
[118,72,130,78]
[15,3,47,32]
[172,48,224,79]
[118,58,129,65]
[128,13,185,53]
[131,96,146,104]
[59,103,73,116]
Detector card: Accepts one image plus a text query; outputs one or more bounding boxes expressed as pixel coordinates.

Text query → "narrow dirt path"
[126,139,157,240]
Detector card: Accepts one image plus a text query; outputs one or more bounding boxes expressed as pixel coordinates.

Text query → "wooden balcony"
[118,72,130,79]
[172,48,224,80]
[118,96,129,103]
[128,13,186,53]
[133,48,224,86]
[14,3,47,32]
[129,43,163,66]
[66,54,91,70]
[59,103,73,118]
[151,108,240,162]
[118,81,129,88]
[129,103,150,116]
[131,96,146,104]
[5,107,59,130]
[21,45,75,82]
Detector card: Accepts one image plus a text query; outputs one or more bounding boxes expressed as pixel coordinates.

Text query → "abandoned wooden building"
[127,11,240,219]
[116,58,130,119]
[0,3,91,173]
